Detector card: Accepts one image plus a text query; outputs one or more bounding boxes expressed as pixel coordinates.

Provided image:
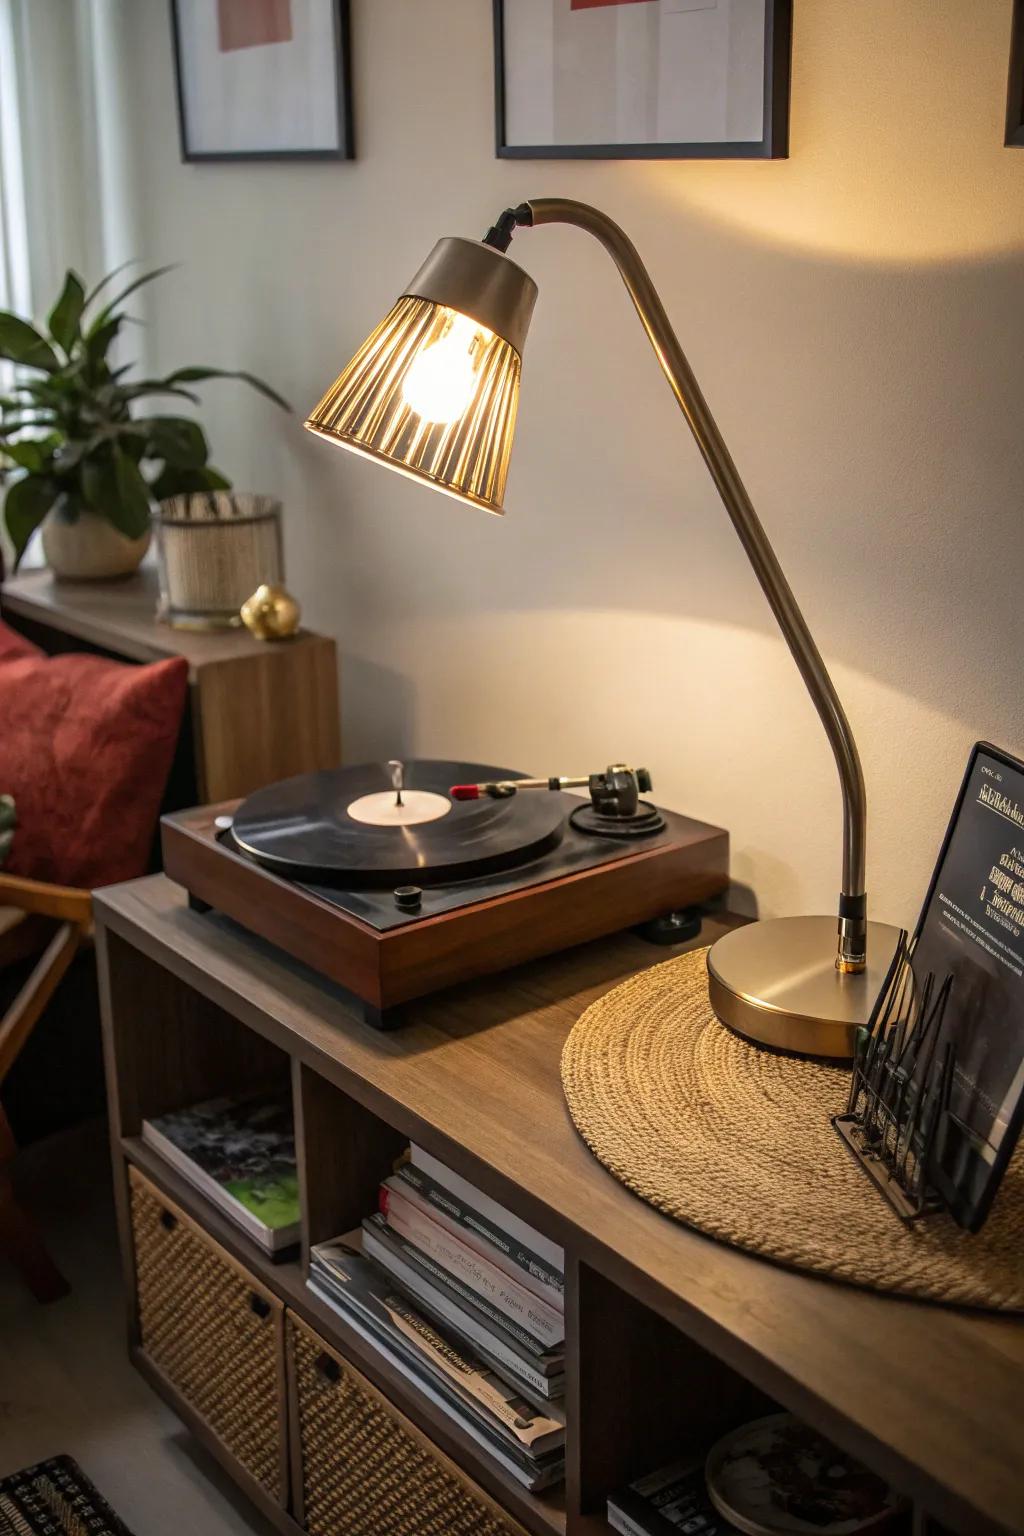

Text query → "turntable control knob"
[394,885,423,912]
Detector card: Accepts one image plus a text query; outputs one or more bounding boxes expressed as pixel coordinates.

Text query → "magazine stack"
[141,1086,300,1256]
[309,1144,566,1493]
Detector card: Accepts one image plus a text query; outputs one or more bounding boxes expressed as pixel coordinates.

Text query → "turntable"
[161,759,728,1027]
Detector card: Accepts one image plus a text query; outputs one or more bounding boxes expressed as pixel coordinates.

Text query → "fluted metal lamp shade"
[305,237,538,513]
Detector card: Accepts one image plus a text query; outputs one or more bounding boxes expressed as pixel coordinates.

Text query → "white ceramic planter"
[41,506,151,580]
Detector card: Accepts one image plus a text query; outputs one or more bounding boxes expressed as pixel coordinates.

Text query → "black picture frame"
[493,0,791,161]
[169,0,353,164]
[1007,0,1024,146]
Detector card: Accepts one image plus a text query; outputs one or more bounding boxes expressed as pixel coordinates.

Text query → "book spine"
[607,1508,655,1536]
[307,1279,562,1491]
[398,1162,564,1299]
[360,1222,555,1397]
[367,1216,553,1360]
[394,1167,564,1311]
[472,1344,564,1411]
[309,1270,544,1452]
[380,1184,564,1349]
[608,1477,728,1536]
[410,1146,564,1273]
[377,1293,563,1450]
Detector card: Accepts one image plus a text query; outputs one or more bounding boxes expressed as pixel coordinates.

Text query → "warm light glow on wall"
[638,2,1024,267]
[641,156,1024,267]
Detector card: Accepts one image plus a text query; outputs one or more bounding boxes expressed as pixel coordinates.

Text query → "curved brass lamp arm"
[516,197,867,970]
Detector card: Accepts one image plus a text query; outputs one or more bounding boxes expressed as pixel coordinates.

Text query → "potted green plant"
[0,265,289,578]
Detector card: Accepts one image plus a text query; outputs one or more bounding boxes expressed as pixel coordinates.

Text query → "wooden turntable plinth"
[161,799,729,1026]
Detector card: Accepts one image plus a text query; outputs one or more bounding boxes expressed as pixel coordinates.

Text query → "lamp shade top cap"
[403,236,537,357]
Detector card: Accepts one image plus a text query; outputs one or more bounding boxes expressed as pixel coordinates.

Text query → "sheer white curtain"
[0,0,31,571]
[0,0,31,327]
[1,0,139,310]
[0,0,137,567]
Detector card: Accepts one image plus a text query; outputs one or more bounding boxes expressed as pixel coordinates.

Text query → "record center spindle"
[346,759,453,827]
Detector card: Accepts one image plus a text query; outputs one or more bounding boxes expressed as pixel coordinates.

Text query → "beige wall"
[114,0,1023,927]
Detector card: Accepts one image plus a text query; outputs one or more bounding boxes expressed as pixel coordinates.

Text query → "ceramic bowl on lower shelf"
[705,1413,906,1536]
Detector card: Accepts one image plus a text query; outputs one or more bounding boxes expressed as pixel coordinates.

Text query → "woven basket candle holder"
[156,492,283,631]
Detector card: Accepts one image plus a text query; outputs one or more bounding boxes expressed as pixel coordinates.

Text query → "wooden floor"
[0,1117,274,1536]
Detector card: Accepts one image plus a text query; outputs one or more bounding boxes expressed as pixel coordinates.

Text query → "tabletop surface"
[0,566,322,672]
[94,875,1024,1536]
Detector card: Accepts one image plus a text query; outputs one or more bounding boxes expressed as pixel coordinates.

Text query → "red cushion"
[0,616,188,889]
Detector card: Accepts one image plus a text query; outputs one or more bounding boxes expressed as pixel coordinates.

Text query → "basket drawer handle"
[159,1209,177,1232]
[250,1293,271,1320]
[315,1352,341,1385]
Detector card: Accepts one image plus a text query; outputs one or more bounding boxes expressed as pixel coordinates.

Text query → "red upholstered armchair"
[0,615,188,1301]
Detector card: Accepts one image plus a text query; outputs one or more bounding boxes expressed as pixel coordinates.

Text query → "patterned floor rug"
[0,1456,135,1536]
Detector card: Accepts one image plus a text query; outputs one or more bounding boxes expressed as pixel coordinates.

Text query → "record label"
[346,790,452,827]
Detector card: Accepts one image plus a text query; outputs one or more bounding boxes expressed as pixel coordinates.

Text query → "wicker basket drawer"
[128,1165,287,1506]
[286,1311,526,1536]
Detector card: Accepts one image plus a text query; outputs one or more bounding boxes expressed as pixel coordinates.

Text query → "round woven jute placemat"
[560,948,1024,1309]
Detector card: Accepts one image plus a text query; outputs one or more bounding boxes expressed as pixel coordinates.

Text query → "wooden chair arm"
[0,873,92,928]
[0,911,53,971]
[0,919,81,1083]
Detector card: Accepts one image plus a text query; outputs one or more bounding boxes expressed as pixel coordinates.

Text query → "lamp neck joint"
[481,204,534,253]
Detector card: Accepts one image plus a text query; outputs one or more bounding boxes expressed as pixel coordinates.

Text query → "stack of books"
[141,1087,300,1256]
[608,1457,741,1536]
[310,1144,566,1492]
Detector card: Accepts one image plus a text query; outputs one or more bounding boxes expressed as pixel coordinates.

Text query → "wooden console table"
[0,567,341,804]
[94,877,1023,1536]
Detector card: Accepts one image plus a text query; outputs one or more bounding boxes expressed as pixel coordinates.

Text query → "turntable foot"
[635,907,702,946]
[362,1002,404,1032]
[188,892,212,916]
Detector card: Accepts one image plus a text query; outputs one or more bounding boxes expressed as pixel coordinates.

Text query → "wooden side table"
[0,567,341,804]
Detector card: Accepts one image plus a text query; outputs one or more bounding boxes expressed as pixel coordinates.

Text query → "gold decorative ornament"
[240,583,301,641]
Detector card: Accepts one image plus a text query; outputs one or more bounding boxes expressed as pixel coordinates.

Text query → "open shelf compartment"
[95,889,1022,1536]
[571,1262,776,1531]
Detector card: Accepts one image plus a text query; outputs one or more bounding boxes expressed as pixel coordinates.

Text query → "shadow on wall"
[340,652,417,763]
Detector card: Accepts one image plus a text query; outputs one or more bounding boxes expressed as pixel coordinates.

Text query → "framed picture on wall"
[1007,0,1024,146]
[170,0,353,162]
[493,0,791,160]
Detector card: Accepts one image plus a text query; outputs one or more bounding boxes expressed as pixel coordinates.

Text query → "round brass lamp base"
[707,916,903,1059]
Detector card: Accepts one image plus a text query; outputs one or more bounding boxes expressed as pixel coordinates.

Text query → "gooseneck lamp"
[306,198,899,1056]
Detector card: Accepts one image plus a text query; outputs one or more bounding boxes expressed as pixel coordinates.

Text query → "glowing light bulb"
[402,311,488,424]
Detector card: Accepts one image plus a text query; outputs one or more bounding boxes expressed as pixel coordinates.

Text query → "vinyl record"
[231,760,568,884]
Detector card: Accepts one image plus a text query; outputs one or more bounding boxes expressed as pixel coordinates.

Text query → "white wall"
[111,0,1023,928]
